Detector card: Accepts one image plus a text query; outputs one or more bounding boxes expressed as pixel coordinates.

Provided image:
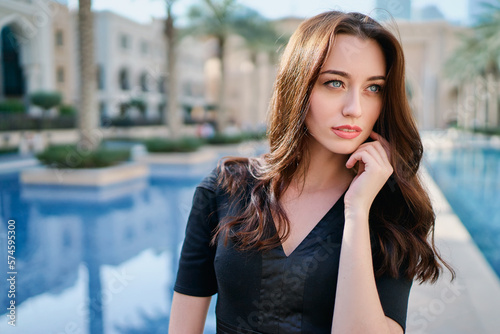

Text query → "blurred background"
[0,0,499,333]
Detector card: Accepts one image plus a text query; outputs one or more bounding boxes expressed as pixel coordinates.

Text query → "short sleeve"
[376,271,413,332]
[174,170,220,297]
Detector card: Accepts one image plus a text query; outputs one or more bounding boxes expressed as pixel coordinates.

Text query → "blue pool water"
[0,163,219,333]
[425,145,500,278]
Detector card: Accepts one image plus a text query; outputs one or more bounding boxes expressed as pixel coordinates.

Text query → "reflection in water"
[0,165,216,334]
[426,147,500,277]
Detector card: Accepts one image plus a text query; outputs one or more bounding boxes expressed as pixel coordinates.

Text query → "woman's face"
[305,34,386,155]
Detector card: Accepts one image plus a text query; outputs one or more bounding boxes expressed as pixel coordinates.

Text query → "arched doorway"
[1,25,25,98]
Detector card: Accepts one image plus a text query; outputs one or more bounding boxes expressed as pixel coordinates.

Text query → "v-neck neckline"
[273,190,346,258]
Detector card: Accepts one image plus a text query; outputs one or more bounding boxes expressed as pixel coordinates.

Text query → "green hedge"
[0,147,18,155]
[144,137,204,153]
[36,145,130,168]
[59,104,77,115]
[144,131,267,152]
[206,131,267,145]
[0,99,25,113]
[0,114,76,131]
[471,127,500,136]
[30,91,62,112]
[206,133,245,145]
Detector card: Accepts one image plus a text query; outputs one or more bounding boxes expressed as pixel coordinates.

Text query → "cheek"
[365,100,383,126]
[308,92,333,123]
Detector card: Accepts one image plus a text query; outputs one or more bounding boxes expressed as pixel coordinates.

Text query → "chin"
[308,135,364,156]
[324,142,360,156]
[331,147,358,155]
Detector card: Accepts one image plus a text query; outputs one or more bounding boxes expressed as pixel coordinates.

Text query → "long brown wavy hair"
[214,11,454,283]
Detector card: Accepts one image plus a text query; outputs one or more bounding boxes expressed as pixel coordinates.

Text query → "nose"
[342,90,362,118]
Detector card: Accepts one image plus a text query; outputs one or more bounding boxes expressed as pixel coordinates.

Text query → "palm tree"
[78,0,99,150]
[230,7,287,129]
[444,0,500,129]
[185,0,282,132]
[164,0,181,139]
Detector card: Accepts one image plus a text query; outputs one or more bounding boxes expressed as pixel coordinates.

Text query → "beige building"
[4,3,491,134]
[0,0,76,111]
[213,34,276,131]
[0,0,57,106]
[91,11,212,123]
[396,20,465,130]
[52,1,75,105]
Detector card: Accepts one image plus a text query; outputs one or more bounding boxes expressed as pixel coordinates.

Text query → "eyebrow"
[319,69,386,81]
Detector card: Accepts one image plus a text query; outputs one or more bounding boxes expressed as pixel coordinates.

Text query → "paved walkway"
[407,169,500,334]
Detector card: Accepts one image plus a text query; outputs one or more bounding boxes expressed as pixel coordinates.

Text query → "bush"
[472,127,500,136]
[59,104,77,116]
[129,98,147,115]
[205,131,267,145]
[36,145,130,168]
[206,133,245,145]
[0,147,18,155]
[242,130,267,141]
[30,91,62,112]
[0,99,25,113]
[144,137,204,153]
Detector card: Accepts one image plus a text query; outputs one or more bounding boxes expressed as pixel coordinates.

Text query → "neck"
[294,137,354,192]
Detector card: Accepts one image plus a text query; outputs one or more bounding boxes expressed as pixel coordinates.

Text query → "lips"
[331,125,362,139]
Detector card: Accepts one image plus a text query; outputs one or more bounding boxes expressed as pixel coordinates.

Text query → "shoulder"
[197,157,258,193]
[198,167,220,193]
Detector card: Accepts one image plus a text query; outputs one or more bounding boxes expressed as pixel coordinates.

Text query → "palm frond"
[445,1,500,81]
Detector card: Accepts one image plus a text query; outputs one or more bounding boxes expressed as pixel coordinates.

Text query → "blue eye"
[368,84,381,92]
[326,80,342,88]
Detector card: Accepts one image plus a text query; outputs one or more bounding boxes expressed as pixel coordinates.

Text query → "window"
[119,68,130,90]
[97,65,104,90]
[140,40,149,55]
[57,67,64,83]
[99,101,107,117]
[120,34,130,50]
[140,72,149,92]
[158,76,166,94]
[158,102,165,119]
[183,82,192,96]
[55,30,63,46]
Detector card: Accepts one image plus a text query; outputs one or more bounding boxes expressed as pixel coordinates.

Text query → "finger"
[346,148,378,169]
[370,130,386,143]
[347,147,393,179]
[370,131,391,161]
[370,141,391,166]
[349,144,385,167]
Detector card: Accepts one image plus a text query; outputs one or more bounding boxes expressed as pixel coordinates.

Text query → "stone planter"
[21,162,148,187]
[135,149,217,179]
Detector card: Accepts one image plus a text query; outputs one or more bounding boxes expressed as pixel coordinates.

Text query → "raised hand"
[344,131,393,213]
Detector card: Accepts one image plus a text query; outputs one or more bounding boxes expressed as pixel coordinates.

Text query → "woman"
[169,10,453,334]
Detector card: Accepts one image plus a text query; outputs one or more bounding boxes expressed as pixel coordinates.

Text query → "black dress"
[174,168,412,334]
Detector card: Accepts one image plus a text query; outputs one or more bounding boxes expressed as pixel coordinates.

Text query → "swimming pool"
[425,142,500,279]
[0,162,221,333]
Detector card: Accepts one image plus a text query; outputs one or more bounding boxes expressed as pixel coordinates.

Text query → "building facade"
[396,20,465,129]
[92,11,167,120]
[3,2,486,133]
[0,0,57,107]
[52,1,75,105]
[91,11,212,124]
